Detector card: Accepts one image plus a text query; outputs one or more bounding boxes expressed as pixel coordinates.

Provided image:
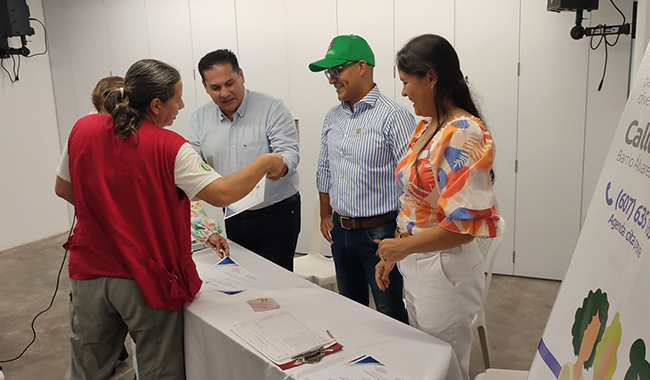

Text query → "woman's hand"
[263,153,286,181]
[374,237,411,263]
[267,162,288,181]
[375,227,474,263]
[375,260,395,291]
[206,233,230,258]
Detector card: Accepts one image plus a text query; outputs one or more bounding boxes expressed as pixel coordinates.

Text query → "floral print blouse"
[396,116,500,237]
[190,202,222,244]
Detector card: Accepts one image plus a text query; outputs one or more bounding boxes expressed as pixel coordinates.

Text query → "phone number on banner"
[605,181,647,257]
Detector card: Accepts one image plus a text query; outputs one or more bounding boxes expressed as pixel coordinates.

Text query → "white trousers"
[398,240,484,380]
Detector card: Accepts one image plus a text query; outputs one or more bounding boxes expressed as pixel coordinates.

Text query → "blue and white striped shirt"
[316,85,415,218]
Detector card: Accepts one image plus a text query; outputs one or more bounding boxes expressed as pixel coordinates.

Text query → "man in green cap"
[309,34,414,323]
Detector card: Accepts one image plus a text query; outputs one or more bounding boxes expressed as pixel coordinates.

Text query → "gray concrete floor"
[0,233,560,380]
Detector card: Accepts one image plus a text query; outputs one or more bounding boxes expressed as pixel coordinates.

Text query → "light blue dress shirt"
[316,85,415,218]
[189,89,300,210]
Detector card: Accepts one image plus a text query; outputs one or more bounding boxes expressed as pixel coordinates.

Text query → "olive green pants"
[66,277,185,380]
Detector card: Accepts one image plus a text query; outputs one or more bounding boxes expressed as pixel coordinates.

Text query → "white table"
[184,242,462,380]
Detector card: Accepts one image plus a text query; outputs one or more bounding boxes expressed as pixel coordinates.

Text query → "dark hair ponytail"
[396,34,494,183]
[397,34,482,137]
[104,59,181,140]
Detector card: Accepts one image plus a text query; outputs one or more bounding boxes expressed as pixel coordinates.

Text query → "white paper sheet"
[224,177,265,219]
[231,310,335,365]
[305,355,414,380]
[202,256,267,293]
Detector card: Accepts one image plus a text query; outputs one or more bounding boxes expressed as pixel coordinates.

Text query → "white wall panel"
[0,0,70,250]
[632,0,650,82]
[285,0,338,253]
[456,0,520,275]
[582,0,635,224]
[42,0,77,147]
[515,2,589,279]
[394,0,454,111]
[188,0,238,106]
[235,0,291,106]
[103,0,150,77]
[337,0,395,101]
[394,0,454,46]
[64,0,111,120]
[144,0,197,138]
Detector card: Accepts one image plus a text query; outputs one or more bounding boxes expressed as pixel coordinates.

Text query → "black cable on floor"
[0,215,75,364]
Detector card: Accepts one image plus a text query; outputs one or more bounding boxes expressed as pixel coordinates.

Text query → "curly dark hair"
[571,289,609,369]
[624,339,650,380]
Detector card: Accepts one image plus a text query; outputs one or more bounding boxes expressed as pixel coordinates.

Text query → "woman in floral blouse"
[374,34,500,380]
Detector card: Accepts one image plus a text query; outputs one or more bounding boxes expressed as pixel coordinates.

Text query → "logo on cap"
[326,40,336,55]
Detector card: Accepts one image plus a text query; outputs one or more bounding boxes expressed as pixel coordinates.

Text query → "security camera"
[547,0,599,12]
[548,0,634,41]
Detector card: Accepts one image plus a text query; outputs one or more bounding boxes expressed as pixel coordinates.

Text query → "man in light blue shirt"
[190,49,300,271]
[309,35,414,323]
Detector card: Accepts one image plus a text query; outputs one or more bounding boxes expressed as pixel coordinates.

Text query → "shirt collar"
[342,84,380,113]
[218,89,250,121]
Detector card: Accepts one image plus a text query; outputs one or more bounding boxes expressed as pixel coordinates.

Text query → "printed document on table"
[305,355,414,380]
[224,177,265,219]
[231,310,335,366]
[202,256,267,293]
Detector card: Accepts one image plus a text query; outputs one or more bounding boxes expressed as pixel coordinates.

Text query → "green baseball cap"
[309,34,375,72]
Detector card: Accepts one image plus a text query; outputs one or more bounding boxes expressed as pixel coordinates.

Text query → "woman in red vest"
[55,59,284,380]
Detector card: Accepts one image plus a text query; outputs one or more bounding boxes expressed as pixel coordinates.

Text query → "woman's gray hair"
[104,59,181,140]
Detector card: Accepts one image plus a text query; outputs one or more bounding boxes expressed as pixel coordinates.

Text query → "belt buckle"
[339,215,354,230]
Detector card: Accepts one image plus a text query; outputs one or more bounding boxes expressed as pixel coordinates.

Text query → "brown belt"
[334,211,398,230]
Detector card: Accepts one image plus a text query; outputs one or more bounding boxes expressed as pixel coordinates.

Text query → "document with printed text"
[224,177,265,219]
[231,310,336,366]
[305,355,414,380]
[202,256,267,293]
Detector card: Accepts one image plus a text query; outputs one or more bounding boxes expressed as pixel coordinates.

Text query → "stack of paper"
[202,256,267,293]
[305,355,414,380]
[231,310,341,369]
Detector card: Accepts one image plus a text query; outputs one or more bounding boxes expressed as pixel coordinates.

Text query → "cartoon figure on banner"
[592,313,621,380]
[624,339,650,380]
[558,289,621,380]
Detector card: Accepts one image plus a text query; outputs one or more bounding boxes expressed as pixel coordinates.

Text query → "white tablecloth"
[184,242,462,380]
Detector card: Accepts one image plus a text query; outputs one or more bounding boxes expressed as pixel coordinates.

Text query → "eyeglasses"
[324,62,358,80]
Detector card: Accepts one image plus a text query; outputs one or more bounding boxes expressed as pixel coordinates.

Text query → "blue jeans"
[330,217,408,324]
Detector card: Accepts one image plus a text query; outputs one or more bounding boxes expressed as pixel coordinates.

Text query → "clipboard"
[231,310,343,370]
[278,341,343,370]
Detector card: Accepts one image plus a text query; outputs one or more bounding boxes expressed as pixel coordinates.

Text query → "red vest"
[64,114,201,310]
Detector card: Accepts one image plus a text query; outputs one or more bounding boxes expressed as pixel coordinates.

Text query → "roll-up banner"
[529,42,650,380]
